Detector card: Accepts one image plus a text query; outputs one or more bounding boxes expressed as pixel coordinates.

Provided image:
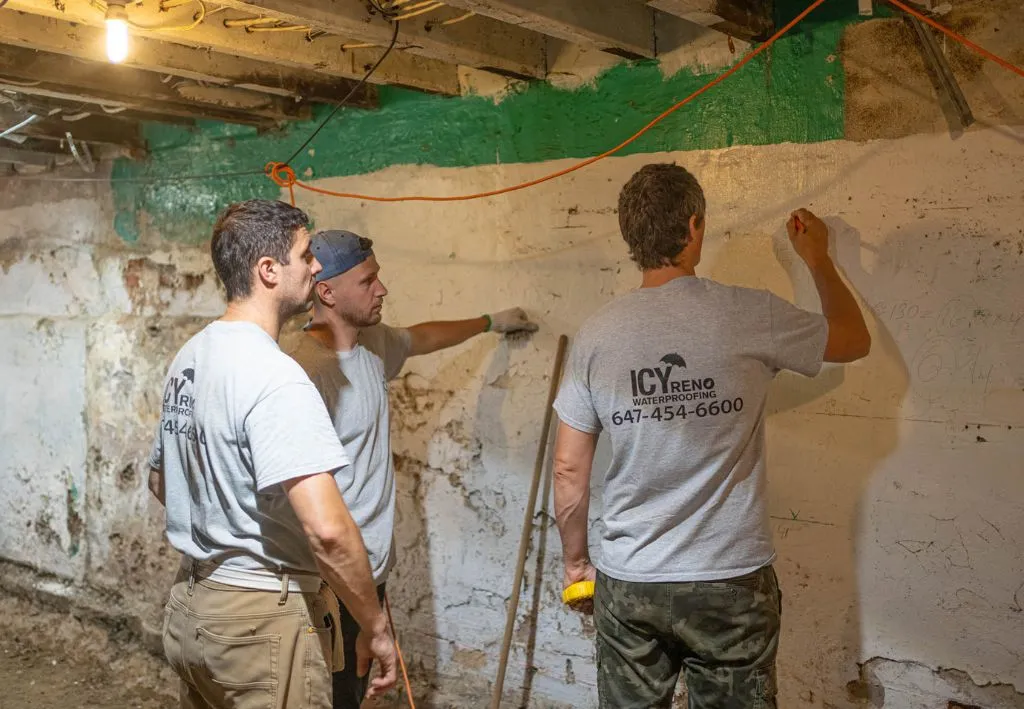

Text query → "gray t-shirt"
[283,324,412,584]
[554,276,827,583]
[148,321,350,591]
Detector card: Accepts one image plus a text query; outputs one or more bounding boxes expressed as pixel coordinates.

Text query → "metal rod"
[490,334,569,709]
[0,114,39,140]
[903,13,975,134]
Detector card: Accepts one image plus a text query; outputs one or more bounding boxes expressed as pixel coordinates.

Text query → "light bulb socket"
[106,0,128,21]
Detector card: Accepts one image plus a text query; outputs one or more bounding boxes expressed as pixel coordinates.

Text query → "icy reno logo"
[628,353,717,406]
[163,367,195,416]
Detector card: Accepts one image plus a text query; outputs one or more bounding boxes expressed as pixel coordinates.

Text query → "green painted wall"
[113,2,864,243]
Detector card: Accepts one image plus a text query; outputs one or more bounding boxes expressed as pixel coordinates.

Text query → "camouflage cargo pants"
[594,566,781,709]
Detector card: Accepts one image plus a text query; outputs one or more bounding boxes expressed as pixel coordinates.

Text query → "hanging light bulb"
[105,0,129,63]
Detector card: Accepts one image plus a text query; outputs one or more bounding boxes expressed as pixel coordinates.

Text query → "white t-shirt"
[554,277,828,583]
[148,320,350,591]
[283,324,412,584]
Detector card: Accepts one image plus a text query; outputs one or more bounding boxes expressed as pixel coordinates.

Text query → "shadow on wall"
[388,336,511,707]
[844,216,1024,707]
[707,217,910,707]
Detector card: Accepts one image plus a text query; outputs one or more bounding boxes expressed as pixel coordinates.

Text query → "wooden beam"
[7,94,193,129]
[0,104,147,153]
[646,0,774,42]
[6,0,460,95]
[0,145,67,166]
[0,44,304,126]
[437,0,663,58]
[0,11,378,107]
[0,78,279,128]
[213,0,546,80]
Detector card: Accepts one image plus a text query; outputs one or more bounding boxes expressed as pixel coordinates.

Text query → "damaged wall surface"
[2,127,1022,708]
[2,4,1024,707]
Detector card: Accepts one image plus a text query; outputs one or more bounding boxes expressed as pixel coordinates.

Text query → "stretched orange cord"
[266,0,1024,206]
[267,0,829,204]
[385,593,416,708]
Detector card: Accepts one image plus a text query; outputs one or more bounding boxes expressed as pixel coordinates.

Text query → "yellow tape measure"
[562,580,595,605]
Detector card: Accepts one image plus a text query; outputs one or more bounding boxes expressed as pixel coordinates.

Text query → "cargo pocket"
[197,626,279,709]
[162,604,187,679]
[308,624,334,708]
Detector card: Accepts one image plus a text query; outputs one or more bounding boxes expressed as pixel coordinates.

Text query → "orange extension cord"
[265,0,1024,207]
[385,593,416,708]
[328,2,1023,706]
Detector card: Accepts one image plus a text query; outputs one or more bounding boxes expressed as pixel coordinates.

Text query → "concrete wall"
[2,126,1023,708]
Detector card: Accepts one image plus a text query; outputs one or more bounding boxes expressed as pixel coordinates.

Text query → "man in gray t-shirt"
[283,229,537,708]
[552,165,871,709]
[148,200,396,709]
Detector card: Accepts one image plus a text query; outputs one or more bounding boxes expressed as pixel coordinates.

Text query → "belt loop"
[187,560,196,596]
[278,573,290,605]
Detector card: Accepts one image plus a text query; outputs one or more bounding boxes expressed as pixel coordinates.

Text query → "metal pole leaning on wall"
[490,334,569,709]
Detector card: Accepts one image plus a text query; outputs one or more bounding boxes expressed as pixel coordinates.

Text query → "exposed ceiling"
[0,0,775,173]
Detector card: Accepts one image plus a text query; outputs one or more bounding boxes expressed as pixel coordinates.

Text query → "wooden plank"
[5,0,461,95]
[438,0,659,58]
[0,146,65,166]
[213,0,546,79]
[646,0,774,42]
[0,11,378,107]
[0,44,305,126]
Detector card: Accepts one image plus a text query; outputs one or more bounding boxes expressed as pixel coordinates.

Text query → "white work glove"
[487,307,538,334]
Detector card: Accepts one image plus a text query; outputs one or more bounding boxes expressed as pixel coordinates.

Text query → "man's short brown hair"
[617,164,706,270]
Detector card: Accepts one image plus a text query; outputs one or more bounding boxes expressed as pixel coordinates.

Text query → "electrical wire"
[5,0,1024,189]
[104,0,207,32]
[282,20,401,167]
[441,11,474,26]
[0,77,43,87]
[392,0,440,13]
[267,0,1024,204]
[267,0,832,203]
[392,1,444,22]
[0,18,401,183]
[367,0,398,19]
[223,16,280,28]
[384,594,416,709]
[248,23,311,32]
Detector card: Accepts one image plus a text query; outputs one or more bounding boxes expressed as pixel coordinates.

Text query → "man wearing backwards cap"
[284,229,538,708]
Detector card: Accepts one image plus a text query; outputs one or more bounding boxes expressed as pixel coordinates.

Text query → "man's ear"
[255,255,280,289]
[689,214,705,236]
[314,279,333,307]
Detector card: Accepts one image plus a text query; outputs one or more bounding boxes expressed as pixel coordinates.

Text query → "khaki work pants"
[162,564,335,709]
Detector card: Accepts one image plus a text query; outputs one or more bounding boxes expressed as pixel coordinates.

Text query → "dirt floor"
[0,596,176,709]
[0,595,411,709]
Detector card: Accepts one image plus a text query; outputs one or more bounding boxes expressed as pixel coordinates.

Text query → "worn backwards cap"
[312,229,374,282]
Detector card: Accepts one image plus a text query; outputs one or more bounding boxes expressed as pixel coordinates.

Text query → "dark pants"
[332,583,387,709]
[594,566,782,709]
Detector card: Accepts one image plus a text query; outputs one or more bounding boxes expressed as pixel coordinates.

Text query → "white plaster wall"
[0,127,1021,709]
[295,127,1023,707]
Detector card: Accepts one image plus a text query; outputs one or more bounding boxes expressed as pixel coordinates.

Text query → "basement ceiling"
[0,0,775,172]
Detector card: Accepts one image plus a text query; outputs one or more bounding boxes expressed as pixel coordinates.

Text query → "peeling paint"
[853,657,1024,708]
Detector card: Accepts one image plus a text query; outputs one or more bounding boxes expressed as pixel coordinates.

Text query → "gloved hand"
[487,307,539,334]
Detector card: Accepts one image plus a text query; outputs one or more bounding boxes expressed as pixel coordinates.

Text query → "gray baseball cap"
[311,230,374,282]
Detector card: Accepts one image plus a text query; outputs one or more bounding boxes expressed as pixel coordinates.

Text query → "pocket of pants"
[197,626,279,690]
[699,568,766,592]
